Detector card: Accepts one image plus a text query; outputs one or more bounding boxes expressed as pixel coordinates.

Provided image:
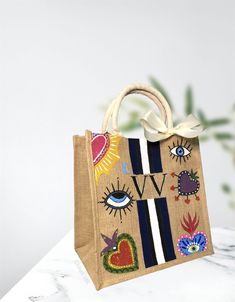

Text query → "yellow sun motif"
[91,133,121,184]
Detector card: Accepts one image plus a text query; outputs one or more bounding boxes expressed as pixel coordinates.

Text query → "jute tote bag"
[73,84,213,290]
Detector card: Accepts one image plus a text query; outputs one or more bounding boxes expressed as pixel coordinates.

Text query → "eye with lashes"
[98,178,134,222]
[168,138,193,163]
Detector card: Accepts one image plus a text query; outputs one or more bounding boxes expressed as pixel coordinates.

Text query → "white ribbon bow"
[140,111,203,142]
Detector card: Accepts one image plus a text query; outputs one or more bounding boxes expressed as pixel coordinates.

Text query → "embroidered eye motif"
[168,138,192,164]
[99,178,134,222]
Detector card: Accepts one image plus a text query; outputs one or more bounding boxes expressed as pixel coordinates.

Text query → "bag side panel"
[73,134,100,289]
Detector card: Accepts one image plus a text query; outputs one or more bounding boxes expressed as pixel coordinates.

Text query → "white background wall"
[0,0,234,298]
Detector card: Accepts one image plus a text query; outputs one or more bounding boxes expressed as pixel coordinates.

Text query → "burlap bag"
[73,84,213,290]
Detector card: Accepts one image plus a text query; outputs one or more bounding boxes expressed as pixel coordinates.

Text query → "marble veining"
[203,228,235,272]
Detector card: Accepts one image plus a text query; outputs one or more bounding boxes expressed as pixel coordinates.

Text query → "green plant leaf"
[221,183,231,194]
[185,86,194,115]
[130,98,151,109]
[120,120,141,132]
[229,201,235,209]
[199,135,210,142]
[148,76,174,111]
[119,111,141,132]
[221,143,233,152]
[214,133,235,140]
[197,109,208,126]
[206,118,230,127]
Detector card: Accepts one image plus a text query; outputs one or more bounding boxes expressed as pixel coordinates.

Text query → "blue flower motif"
[177,232,208,256]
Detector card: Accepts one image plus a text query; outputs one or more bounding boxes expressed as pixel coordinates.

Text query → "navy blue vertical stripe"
[148,141,175,261]
[128,139,143,175]
[154,198,176,261]
[136,201,158,267]
[128,138,158,268]
[147,141,163,173]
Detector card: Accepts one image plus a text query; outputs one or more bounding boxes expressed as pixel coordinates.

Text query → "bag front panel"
[91,132,213,287]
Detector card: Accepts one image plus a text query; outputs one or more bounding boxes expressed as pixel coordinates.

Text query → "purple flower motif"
[100,229,118,256]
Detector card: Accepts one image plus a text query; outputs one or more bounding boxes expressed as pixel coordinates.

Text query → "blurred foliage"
[185,86,194,115]
[102,76,235,209]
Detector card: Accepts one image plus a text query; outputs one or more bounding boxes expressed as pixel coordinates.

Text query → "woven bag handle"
[102,89,168,133]
[102,83,173,135]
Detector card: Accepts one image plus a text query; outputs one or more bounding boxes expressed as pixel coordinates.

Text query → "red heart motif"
[110,240,133,267]
[91,134,109,164]
[102,233,138,273]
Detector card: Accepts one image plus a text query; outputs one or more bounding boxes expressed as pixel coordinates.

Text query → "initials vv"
[131,174,167,199]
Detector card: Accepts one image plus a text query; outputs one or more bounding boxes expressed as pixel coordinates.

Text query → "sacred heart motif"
[177,213,208,256]
[171,170,200,203]
[178,170,200,196]
[101,230,139,273]
[91,133,121,184]
[177,232,208,256]
[91,133,110,164]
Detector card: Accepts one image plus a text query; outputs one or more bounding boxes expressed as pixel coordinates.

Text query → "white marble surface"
[1,227,235,302]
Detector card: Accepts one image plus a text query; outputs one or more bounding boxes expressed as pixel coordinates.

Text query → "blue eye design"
[99,179,134,222]
[107,191,131,206]
[169,138,192,163]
